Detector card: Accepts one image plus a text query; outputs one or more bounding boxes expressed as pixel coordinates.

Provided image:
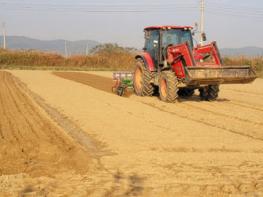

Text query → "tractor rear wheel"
[133,59,154,96]
[199,85,219,101]
[177,88,195,98]
[159,71,178,102]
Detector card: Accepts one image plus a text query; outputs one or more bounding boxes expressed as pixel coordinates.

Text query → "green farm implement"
[112,72,134,96]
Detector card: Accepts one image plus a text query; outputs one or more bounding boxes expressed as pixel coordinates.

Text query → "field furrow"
[0,71,94,184]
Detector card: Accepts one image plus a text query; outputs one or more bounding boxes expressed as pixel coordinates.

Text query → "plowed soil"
[1,70,263,196]
[54,72,114,94]
[0,71,99,196]
[0,71,93,175]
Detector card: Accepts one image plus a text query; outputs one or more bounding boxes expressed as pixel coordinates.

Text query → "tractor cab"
[144,26,194,67]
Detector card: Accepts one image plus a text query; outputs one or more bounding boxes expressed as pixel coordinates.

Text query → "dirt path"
[7,70,263,196]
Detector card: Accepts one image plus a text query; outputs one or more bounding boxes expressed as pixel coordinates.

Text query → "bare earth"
[1,70,263,196]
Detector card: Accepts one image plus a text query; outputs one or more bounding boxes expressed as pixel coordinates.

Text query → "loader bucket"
[186,65,257,85]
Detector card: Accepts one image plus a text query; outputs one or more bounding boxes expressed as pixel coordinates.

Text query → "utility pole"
[199,0,205,46]
[2,22,6,49]
[64,40,68,57]
[85,43,89,56]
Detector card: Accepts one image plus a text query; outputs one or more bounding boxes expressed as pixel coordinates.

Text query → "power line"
[64,40,68,57]
[0,1,198,12]
[0,1,197,6]
[0,1,262,19]
[0,8,198,15]
[206,9,263,19]
[85,43,89,56]
[0,6,198,11]
[207,1,263,12]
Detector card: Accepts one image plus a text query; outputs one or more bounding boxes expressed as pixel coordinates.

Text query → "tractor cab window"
[144,30,159,51]
[144,30,159,66]
[162,29,193,49]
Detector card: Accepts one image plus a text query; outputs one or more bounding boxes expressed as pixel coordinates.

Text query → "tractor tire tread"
[134,59,154,96]
[199,85,219,101]
[159,71,178,102]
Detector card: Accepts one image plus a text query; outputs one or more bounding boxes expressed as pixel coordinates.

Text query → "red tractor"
[134,26,256,102]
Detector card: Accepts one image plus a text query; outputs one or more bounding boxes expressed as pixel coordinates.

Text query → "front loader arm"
[165,41,256,85]
[193,42,223,66]
[165,42,195,79]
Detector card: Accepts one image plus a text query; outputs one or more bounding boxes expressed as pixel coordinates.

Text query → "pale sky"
[0,0,263,48]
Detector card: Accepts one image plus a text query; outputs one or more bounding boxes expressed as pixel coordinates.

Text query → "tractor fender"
[135,52,155,72]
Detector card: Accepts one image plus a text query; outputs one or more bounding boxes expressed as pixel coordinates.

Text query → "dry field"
[0,70,263,196]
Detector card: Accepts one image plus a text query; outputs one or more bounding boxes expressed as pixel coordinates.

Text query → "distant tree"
[90,43,138,54]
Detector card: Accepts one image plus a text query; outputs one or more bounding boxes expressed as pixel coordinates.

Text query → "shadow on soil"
[104,170,145,197]
[178,95,230,103]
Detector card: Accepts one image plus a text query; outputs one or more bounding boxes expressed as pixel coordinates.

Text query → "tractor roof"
[144,26,193,31]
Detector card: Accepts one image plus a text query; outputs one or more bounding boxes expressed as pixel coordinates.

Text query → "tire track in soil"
[150,160,263,195]
[142,101,263,142]
[182,102,263,126]
[229,100,263,112]
[133,96,263,143]
[224,88,263,97]
[221,92,263,110]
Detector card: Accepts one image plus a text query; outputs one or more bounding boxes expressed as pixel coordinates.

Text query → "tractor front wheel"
[199,85,219,101]
[133,59,154,96]
[159,71,178,102]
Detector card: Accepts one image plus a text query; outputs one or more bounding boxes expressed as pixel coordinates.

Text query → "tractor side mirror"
[201,33,207,41]
[192,22,198,36]
[153,40,158,48]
